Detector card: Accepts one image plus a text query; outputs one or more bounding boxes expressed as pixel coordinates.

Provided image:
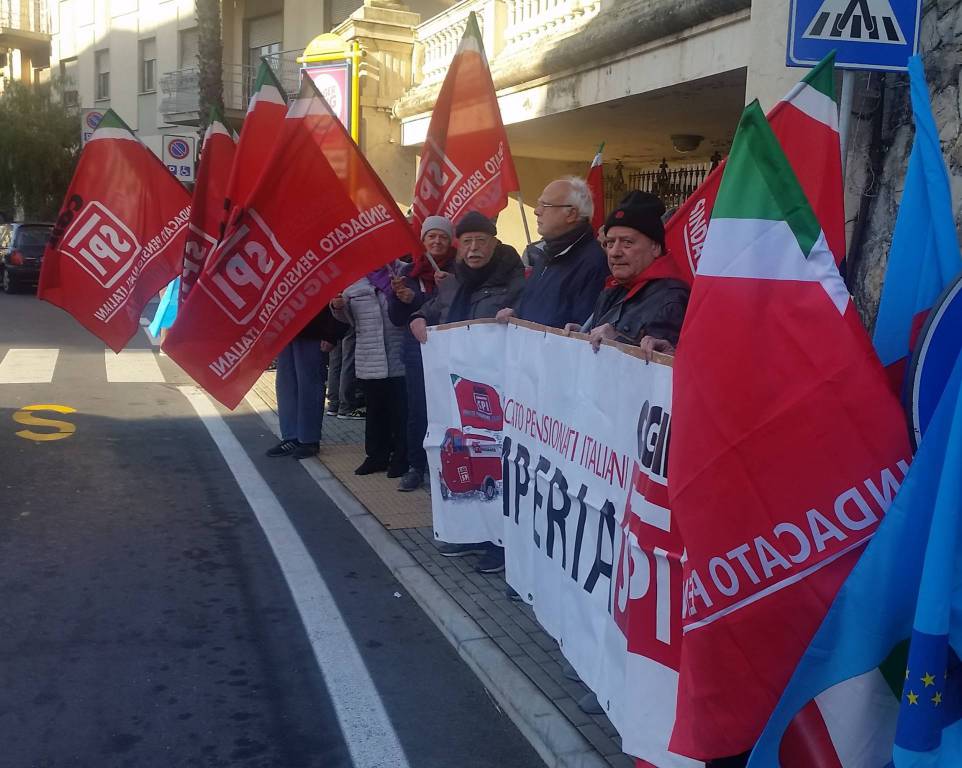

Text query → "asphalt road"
[0,291,543,768]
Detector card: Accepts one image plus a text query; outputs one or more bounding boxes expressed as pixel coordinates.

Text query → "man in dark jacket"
[574,194,689,358]
[266,307,348,459]
[497,176,608,329]
[387,215,457,492]
[410,211,524,575]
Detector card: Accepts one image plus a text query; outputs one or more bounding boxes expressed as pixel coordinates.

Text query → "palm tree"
[195,0,224,132]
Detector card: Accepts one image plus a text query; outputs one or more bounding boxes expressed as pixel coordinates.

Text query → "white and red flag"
[180,108,236,304]
[411,12,520,229]
[664,52,845,281]
[220,62,287,234]
[39,109,190,351]
[163,77,421,408]
[587,143,605,233]
[667,101,911,761]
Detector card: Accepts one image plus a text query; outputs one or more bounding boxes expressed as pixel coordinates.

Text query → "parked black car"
[0,222,53,293]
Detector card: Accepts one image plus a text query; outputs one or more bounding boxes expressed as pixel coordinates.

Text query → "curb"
[244,389,610,768]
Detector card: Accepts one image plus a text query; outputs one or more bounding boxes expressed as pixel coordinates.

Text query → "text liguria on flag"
[163,77,421,409]
[664,51,845,282]
[39,109,191,352]
[180,108,236,305]
[410,11,519,229]
[667,100,912,760]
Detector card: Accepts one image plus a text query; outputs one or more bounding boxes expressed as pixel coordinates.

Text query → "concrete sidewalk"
[250,372,634,768]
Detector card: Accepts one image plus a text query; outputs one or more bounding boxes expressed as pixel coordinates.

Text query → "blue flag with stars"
[748,344,962,766]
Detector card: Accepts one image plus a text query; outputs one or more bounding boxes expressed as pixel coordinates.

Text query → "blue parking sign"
[787,0,922,71]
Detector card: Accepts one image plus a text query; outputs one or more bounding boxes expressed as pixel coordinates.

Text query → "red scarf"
[605,251,685,300]
[409,247,456,291]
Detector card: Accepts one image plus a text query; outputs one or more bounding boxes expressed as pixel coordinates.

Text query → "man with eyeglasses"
[409,210,525,574]
[496,176,608,329]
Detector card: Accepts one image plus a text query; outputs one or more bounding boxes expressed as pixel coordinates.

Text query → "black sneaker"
[337,408,366,420]
[386,462,407,479]
[292,442,319,459]
[397,469,423,492]
[355,457,389,475]
[266,439,298,457]
[436,542,488,557]
[475,548,505,574]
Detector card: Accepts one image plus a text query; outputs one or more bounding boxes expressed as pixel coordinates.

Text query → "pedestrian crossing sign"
[788,0,921,71]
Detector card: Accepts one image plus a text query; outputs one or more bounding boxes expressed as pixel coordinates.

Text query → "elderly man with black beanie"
[573,192,690,357]
[410,210,524,574]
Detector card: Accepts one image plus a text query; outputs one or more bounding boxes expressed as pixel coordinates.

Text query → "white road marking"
[142,326,161,346]
[104,349,166,383]
[0,348,59,383]
[180,385,411,768]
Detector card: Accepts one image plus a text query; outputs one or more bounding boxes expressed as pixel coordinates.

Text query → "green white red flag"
[220,62,287,235]
[39,109,191,352]
[163,76,421,409]
[664,52,845,281]
[180,108,236,305]
[587,143,605,233]
[667,101,911,760]
[411,12,519,229]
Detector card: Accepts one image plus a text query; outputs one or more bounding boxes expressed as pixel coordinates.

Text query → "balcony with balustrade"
[158,63,257,126]
[0,0,50,55]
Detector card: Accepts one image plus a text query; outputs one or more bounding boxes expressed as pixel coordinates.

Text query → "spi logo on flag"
[59,202,141,288]
[199,212,292,325]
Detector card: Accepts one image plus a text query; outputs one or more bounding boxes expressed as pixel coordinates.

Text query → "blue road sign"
[907,271,962,450]
[788,0,922,71]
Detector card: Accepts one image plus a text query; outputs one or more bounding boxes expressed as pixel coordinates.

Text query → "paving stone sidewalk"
[253,372,633,768]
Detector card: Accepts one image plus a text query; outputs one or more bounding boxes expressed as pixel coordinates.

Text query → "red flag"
[667,102,910,760]
[180,109,236,305]
[220,62,287,231]
[586,143,605,233]
[452,375,504,431]
[411,12,519,229]
[664,52,845,282]
[163,77,421,409]
[39,110,190,352]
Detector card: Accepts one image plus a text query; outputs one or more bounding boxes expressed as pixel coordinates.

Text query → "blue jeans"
[276,338,327,444]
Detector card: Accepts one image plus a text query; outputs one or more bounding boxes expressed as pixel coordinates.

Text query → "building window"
[95,49,109,100]
[140,38,156,92]
[59,56,78,105]
[179,28,199,69]
[245,14,283,68]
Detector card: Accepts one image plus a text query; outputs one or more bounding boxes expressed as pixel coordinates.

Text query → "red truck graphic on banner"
[438,375,504,500]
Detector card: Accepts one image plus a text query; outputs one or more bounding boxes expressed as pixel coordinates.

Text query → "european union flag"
[748,341,962,766]
[872,56,961,394]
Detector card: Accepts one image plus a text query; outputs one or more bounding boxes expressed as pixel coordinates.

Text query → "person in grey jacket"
[410,211,524,575]
[572,194,689,358]
[332,272,408,476]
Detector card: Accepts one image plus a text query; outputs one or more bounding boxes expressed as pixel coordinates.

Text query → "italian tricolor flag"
[220,61,287,236]
[668,101,910,761]
[663,52,845,281]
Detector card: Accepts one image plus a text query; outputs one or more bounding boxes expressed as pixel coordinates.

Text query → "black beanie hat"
[604,193,666,247]
[455,210,497,238]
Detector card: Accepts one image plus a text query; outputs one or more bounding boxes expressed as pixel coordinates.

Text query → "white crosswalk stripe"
[104,349,166,383]
[0,348,60,383]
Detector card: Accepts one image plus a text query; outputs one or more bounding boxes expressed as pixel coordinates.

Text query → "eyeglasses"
[536,201,575,210]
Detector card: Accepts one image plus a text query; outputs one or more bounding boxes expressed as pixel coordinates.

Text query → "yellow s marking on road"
[13,404,77,442]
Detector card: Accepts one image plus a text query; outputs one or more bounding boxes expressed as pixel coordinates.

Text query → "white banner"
[423,320,702,767]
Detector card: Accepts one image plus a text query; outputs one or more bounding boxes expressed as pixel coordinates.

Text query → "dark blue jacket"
[515,222,609,329]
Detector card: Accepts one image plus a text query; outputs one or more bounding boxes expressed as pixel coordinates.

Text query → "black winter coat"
[584,278,690,347]
[414,244,525,326]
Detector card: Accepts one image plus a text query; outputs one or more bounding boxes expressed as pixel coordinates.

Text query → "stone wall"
[847,0,962,330]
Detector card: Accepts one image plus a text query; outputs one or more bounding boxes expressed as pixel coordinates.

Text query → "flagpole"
[838,70,855,177]
[516,193,533,246]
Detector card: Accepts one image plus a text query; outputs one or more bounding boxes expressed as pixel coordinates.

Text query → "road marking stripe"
[180,385,411,768]
[104,349,166,382]
[0,348,59,383]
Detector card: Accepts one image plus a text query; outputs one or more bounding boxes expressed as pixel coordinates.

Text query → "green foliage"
[0,80,80,221]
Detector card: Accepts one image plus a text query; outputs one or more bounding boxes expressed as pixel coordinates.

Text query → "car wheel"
[2,269,14,294]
